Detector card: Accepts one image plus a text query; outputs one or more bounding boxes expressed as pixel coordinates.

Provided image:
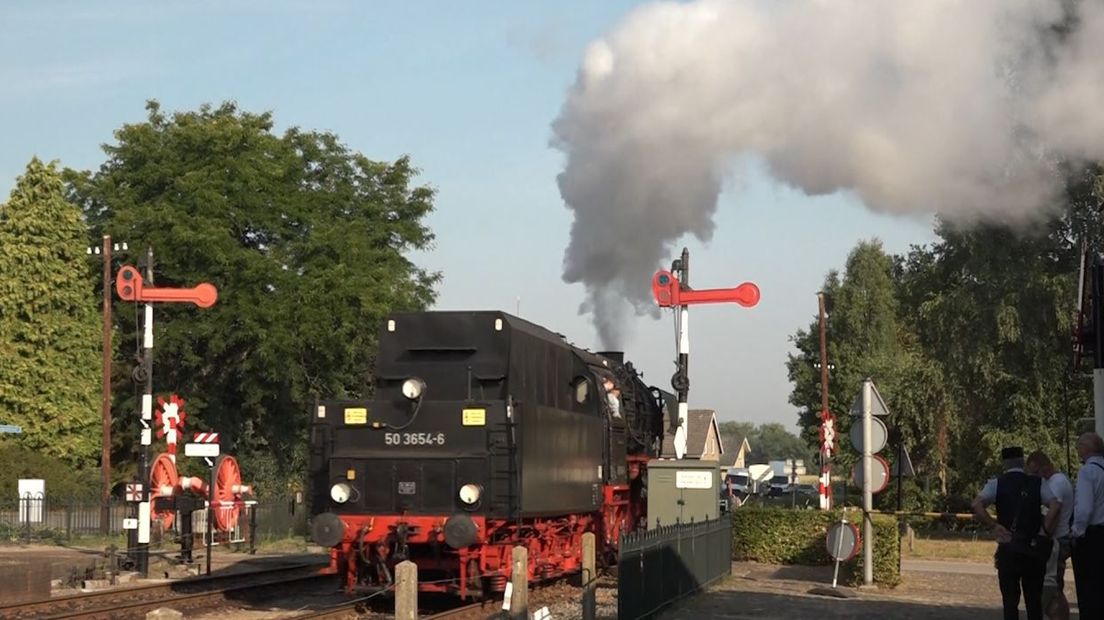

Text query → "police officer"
[973,446,1061,620]
[1070,432,1104,618]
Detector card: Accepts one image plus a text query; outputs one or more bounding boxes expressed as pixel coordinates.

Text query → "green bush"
[730,507,900,587]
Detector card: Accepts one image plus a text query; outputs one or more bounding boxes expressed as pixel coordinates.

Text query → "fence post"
[394,560,417,620]
[582,532,596,620]
[65,500,72,542]
[509,545,528,620]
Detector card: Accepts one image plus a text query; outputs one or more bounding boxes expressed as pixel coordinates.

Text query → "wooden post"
[395,560,417,620]
[509,546,528,620]
[582,532,596,620]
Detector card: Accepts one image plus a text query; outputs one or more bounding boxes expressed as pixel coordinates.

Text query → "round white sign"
[851,454,891,494]
[849,415,888,454]
[826,521,860,561]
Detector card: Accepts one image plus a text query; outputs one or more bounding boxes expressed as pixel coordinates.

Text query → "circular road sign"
[826,520,861,562]
[851,454,891,494]
[849,415,888,454]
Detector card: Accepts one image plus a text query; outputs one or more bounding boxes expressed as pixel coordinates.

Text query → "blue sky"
[0,1,938,430]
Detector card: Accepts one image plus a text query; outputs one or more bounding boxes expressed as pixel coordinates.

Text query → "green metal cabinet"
[645,459,720,527]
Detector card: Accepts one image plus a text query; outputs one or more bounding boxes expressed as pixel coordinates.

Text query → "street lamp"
[87,236,127,535]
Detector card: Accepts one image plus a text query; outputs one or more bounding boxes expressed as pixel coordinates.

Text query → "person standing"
[1070,432,1104,619]
[1026,451,1074,620]
[973,446,1061,620]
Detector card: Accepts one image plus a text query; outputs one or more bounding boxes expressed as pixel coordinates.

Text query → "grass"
[902,534,997,563]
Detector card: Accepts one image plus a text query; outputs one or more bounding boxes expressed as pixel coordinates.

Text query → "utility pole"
[1093,256,1104,437]
[817,293,832,510]
[89,236,126,535]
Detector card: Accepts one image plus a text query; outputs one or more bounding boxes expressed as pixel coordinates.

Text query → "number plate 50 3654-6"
[384,432,445,446]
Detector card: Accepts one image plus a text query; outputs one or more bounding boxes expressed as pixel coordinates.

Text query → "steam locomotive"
[307,310,673,596]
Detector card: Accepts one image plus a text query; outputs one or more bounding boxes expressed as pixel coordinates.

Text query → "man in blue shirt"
[973,446,1061,620]
[1070,432,1104,618]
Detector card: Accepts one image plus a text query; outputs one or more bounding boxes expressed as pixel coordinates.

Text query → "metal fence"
[618,517,732,620]
[0,494,308,544]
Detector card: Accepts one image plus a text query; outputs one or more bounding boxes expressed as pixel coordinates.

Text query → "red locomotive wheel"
[212,455,243,531]
[149,454,179,530]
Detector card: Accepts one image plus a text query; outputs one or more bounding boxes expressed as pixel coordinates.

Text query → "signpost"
[852,379,891,587]
[184,432,221,576]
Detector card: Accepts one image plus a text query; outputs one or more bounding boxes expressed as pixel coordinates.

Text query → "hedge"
[730,507,900,587]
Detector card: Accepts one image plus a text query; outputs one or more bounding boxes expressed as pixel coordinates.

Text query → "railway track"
[0,562,332,620]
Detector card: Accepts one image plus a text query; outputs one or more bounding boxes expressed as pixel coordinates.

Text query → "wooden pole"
[582,532,596,620]
[100,235,112,535]
[509,546,528,620]
[395,560,417,620]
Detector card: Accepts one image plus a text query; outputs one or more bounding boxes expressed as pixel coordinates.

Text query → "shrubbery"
[730,506,900,587]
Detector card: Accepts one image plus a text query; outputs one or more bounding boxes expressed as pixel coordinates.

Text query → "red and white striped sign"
[193,432,219,443]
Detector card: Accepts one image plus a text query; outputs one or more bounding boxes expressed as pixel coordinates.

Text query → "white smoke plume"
[552,0,1104,347]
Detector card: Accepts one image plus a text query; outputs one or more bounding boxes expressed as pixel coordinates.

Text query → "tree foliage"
[66,101,440,490]
[718,420,812,464]
[0,158,101,466]
[787,166,1104,508]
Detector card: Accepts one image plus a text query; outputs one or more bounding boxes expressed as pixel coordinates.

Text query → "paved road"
[659,561,1080,620]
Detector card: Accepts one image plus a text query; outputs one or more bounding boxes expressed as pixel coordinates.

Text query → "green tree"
[66,101,440,491]
[0,158,101,466]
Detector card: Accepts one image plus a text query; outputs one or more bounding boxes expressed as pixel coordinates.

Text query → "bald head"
[1077,432,1104,462]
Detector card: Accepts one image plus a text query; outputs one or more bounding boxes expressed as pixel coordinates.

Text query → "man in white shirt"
[1070,432,1104,618]
[1026,451,1073,620]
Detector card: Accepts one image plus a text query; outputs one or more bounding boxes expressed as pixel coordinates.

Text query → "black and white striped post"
[136,246,155,578]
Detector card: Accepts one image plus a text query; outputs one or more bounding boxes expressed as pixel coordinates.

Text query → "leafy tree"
[0,158,101,466]
[717,420,812,465]
[66,101,440,491]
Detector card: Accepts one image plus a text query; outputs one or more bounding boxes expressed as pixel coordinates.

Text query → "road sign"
[850,382,890,416]
[851,454,891,494]
[123,518,138,530]
[891,444,916,478]
[849,415,888,453]
[185,443,220,458]
[0,424,22,434]
[826,520,860,562]
[125,483,144,502]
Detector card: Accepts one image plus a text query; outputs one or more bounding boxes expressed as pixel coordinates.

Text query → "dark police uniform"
[977,460,1056,620]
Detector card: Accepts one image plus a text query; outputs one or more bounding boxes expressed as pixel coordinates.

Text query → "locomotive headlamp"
[330,482,353,504]
[402,377,426,400]
[458,483,482,505]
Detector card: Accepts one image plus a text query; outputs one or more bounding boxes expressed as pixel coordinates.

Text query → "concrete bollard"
[582,532,596,620]
[395,560,418,620]
[509,545,529,620]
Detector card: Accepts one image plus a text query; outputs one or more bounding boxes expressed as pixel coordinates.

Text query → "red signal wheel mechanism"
[150,453,179,529]
[213,455,243,531]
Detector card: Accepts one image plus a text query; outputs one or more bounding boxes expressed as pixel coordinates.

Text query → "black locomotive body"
[308,310,670,595]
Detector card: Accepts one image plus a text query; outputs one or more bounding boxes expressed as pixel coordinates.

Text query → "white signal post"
[861,379,874,587]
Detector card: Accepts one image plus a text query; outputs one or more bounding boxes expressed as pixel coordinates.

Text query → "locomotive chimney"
[598,351,624,364]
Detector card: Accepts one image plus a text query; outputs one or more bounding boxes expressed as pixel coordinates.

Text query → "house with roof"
[727,436,752,469]
[660,409,724,461]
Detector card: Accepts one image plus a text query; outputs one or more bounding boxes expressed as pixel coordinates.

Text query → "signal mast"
[652,248,760,458]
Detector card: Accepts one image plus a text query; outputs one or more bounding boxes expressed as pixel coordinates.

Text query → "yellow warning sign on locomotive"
[462,408,486,426]
[344,408,368,424]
